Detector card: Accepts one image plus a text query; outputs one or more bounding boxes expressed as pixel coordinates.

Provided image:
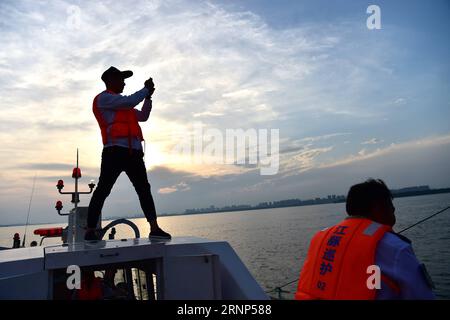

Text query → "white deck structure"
[0,236,269,300]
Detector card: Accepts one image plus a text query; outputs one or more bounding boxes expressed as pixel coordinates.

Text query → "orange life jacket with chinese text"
[295,217,394,300]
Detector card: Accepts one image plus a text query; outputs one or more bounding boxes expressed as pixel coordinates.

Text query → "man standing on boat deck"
[295,179,435,300]
[85,66,171,241]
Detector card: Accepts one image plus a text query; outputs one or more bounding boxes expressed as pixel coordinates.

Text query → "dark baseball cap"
[101,66,133,82]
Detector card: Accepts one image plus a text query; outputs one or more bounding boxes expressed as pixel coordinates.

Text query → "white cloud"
[193,111,224,118]
[297,133,351,143]
[158,187,178,194]
[361,138,382,145]
[158,181,190,194]
[281,145,333,175]
[393,98,406,105]
[320,135,450,169]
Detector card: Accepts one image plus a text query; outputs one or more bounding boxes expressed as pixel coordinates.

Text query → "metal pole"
[67,149,79,245]
[75,148,79,210]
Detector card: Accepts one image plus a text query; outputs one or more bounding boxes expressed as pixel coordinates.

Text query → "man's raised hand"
[144,77,155,98]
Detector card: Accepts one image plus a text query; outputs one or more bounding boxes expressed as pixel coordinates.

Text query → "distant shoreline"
[1,188,449,228]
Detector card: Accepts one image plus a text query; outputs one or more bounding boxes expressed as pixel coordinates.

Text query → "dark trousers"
[87,146,157,229]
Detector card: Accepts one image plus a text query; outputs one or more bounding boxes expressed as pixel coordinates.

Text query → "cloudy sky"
[0,0,449,225]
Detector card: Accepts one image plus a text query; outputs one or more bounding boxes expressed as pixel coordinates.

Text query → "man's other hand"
[147,87,155,98]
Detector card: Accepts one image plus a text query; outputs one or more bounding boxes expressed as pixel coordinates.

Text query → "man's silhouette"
[85,66,171,241]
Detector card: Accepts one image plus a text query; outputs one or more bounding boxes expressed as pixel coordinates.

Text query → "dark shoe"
[149,228,171,240]
[84,229,100,241]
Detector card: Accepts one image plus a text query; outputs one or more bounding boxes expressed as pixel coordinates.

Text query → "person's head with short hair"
[346,178,396,226]
[101,66,133,94]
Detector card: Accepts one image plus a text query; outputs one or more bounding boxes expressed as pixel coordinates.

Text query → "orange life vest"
[295,217,394,300]
[93,90,144,147]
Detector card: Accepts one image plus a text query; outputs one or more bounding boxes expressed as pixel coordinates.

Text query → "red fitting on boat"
[72,168,82,178]
[55,200,63,211]
[56,179,64,190]
[33,228,63,237]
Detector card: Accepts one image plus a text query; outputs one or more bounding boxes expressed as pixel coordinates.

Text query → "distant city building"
[392,185,430,194]
[182,185,446,216]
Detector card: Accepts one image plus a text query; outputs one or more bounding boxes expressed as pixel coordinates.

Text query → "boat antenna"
[75,148,79,210]
[22,174,37,247]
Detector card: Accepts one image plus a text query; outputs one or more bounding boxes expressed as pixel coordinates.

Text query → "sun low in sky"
[0,0,449,225]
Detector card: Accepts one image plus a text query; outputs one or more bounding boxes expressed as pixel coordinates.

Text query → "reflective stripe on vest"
[92,91,144,147]
[295,218,392,300]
